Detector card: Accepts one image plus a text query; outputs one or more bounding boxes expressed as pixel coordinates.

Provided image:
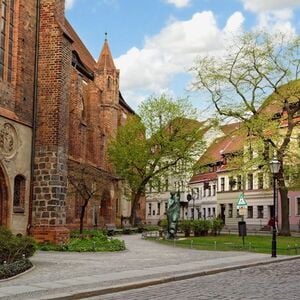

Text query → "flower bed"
[0,259,33,280]
[0,227,36,280]
[39,229,126,252]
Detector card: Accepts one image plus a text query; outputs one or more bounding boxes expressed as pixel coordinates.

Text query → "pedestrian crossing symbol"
[237,193,247,209]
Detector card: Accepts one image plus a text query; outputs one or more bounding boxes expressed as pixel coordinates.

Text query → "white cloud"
[223,12,245,34]
[115,11,244,107]
[241,1,298,37]
[165,0,191,8]
[241,0,300,13]
[65,0,75,10]
[254,9,296,36]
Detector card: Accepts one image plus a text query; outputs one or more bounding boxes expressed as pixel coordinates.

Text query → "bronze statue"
[166,191,180,239]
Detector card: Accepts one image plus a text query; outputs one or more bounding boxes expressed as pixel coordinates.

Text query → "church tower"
[95,35,120,170]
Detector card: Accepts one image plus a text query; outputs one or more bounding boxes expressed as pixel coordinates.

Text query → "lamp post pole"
[192,196,195,220]
[269,157,280,258]
[271,174,277,258]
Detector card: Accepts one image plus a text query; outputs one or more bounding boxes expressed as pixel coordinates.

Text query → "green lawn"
[156,234,300,255]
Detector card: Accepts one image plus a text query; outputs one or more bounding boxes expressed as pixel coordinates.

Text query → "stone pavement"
[95,259,300,300]
[0,234,299,300]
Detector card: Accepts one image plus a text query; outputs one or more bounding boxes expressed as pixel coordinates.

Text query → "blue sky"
[65,0,300,110]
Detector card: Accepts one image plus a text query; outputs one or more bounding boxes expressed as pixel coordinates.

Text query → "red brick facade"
[0,0,145,243]
[0,0,37,124]
[31,0,72,242]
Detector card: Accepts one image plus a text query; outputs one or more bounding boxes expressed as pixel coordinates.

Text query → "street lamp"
[187,193,196,220]
[192,193,196,220]
[269,157,280,258]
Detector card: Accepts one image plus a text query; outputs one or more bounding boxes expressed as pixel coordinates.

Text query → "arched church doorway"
[100,189,112,225]
[0,165,8,227]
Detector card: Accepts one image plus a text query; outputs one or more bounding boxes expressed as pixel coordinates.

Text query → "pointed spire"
[96,33,116,70]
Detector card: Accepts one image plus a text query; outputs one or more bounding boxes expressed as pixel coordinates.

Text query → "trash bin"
[238,221,247,237]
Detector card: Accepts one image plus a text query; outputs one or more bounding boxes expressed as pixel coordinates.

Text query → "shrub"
[179,220,192,237]
[0,259,33,280]
[159,219,168,231]
[70,229,108,240]
[0,227,36,264]
[67,237,125,252]
[211,218,224,235]
[138,225,160,232]
[192,220,211,236]
[122,228,131,235]
[38,235,125,252]
[122,227,139,235]
[137,225,144,233]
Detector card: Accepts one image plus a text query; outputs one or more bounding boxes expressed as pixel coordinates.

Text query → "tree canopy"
[193,31,300,235]
[108,95,207,224]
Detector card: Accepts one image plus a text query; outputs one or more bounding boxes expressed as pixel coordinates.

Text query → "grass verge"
[155,234,300,255]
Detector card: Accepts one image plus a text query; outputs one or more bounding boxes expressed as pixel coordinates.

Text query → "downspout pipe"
[27,0,40,235]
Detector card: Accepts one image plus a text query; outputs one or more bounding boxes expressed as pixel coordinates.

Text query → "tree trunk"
[79,204,87,234]
[277,170,290,236]
[129,192,141,226]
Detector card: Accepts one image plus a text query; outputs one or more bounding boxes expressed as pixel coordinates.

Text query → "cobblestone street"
[95,259,300,300]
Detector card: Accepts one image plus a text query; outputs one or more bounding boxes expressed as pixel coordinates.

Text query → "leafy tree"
[193,32,300,235]
[108,95,206,225]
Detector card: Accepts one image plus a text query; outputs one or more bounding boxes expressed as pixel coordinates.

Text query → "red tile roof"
[189,172,217,184]
[197,122,245,166]
[220,122,241,135]
[259,79,300,116]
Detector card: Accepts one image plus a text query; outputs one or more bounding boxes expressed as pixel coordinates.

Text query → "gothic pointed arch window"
[78,75,88,123]
[0,0,14,81]
[13,174,25,213]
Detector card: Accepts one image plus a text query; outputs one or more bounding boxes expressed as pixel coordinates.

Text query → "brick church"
[0,0,145,243]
